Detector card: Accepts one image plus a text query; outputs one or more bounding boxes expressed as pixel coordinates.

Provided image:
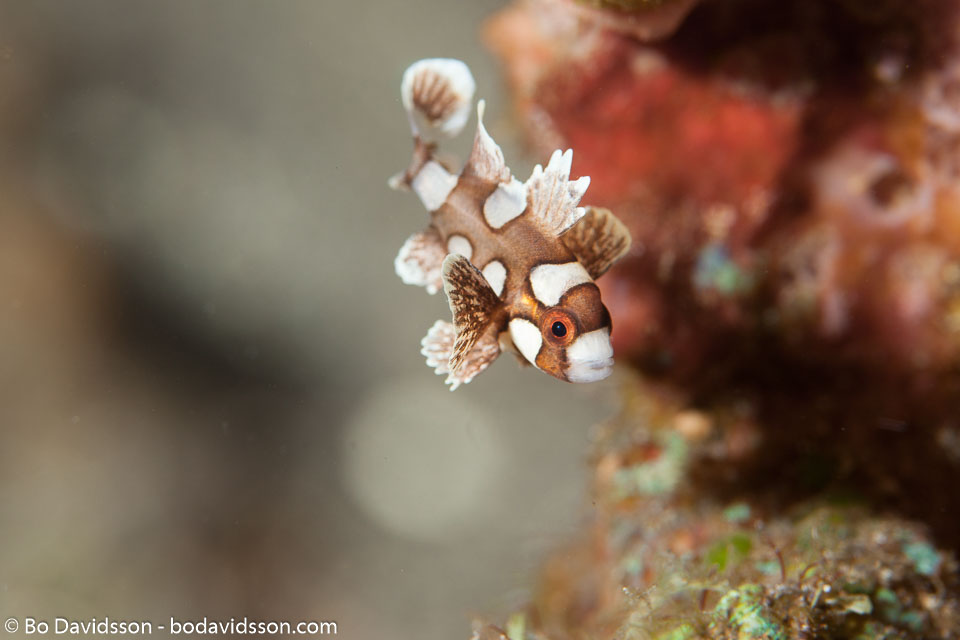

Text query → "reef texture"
[476,379,960,639]
[486,0,960,544]
[487,0,960,376]
[479,0,960,638]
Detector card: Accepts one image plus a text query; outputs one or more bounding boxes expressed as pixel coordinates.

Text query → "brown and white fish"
[390,58,631,390]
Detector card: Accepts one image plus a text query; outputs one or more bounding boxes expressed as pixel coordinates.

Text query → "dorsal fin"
[441,254,503,375]
[461,101,511,184]
[525,148,590,237]
[561,207,632,279]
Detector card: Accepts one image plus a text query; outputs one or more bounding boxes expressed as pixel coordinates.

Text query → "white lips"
[565,328,614,383]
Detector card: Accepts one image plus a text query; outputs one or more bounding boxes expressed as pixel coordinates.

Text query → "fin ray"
[401,58,475,139]
[421,319,455,376]
[441,254,503,376]
[461,101,511,184]
[525,149,590,237]
[561,207,632,279]
[395,226,446,294]
[421,320,499,390]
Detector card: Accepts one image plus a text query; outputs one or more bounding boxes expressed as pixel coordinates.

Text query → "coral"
[485,0,960,544]
[577,0,680,9]
[479,2,960,638]
[486,0,960,378]
[570,0,702,41]
[481,380,960,639]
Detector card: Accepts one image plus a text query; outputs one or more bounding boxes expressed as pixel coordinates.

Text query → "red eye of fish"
[542,310,576,345]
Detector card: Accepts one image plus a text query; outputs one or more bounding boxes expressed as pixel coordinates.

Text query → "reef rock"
[479,1,960,637]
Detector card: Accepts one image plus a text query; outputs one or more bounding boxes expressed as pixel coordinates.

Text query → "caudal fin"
[401,58,475,141]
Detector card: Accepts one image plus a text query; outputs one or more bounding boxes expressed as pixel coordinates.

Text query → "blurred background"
[0,2,619,638]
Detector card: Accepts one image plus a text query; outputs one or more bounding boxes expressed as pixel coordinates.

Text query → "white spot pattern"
[481,260,507,297]
[529,262,592,307]
[509,318,542,368]
[412,161,457,211]
[483,178,527,229]
[446,235,473,260]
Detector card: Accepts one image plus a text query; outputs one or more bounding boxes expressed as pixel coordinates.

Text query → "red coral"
[487,0,960,378]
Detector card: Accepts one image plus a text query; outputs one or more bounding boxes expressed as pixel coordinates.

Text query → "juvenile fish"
[391,58,631,389]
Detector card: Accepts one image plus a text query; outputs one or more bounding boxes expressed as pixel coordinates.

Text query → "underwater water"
[0,2,615,639]
[5,1,960,638]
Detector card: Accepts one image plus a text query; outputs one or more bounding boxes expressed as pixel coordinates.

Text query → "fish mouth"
[566,357,614,383]
[565,328,614,383]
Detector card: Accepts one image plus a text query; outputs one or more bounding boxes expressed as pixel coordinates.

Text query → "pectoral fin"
[561,207,632,279]
[395,226,446,294]
[421,320,500,390]
[441,254,503,379]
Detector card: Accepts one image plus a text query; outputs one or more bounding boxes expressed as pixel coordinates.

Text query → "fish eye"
[542,310,576,345]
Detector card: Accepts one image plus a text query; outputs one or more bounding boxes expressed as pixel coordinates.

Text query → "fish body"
[392,59,631,389]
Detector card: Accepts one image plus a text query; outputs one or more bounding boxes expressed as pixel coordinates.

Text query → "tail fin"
[401,58,475,140]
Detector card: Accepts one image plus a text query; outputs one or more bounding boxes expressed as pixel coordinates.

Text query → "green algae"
[613,431,688,497]
[657,623,695,640]
[902,540,941,576]
[693,244,754,297]
[706,533,753,572]
[723,502,751,524]
[496,379,960,639]
[712,584,787,640]
[754,560,781,576]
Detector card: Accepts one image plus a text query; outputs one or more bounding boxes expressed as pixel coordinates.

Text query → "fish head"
[508,280,614,383]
